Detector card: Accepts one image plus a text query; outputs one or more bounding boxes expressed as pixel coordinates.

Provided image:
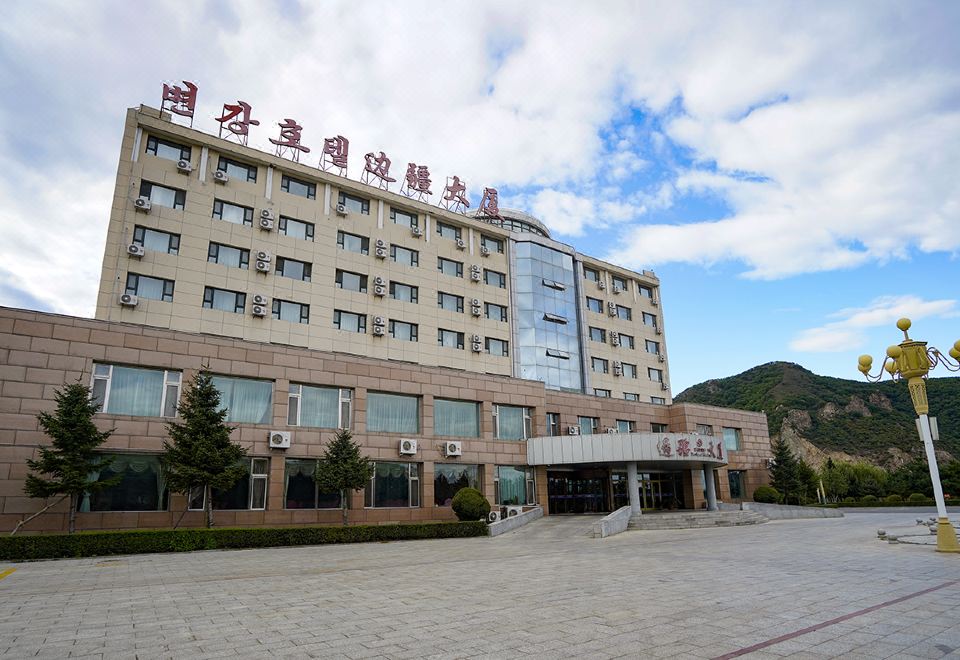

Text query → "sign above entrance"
[527,432,728,468]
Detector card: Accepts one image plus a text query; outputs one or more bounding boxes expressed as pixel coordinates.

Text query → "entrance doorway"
[547,469,609,514]
[612,471,686,510]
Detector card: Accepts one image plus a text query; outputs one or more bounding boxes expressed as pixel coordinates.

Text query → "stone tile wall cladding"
[0,306,771,532]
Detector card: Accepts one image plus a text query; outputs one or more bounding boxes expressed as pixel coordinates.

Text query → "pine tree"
[313,429,374,526]
[18,382,121,534]
[161,368,247,528]
[769,438,801,504]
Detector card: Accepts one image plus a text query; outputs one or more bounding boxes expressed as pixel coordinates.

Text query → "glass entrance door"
[547,470,610,514]
[611,470,686,510]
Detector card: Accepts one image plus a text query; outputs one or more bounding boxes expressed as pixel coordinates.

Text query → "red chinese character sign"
[477,187,503,221]
[440,176,470,214]
[362,151,395,190]
[402,163,432,201]
[161,80,198,126]
[320,136,349,176]
[270,118,310,162]
[216,101,260,145]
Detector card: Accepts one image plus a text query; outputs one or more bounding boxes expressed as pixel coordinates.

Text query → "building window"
[643,312,658,328]
[335,269,367,293]
[494,466,535,506]
[145,135,191,162]
[612,275,629,292]
[133,226,179,254]
[436,222,461,240]
[391,244,419,267]
[650,397,666,405]
[545,348,570,359]
[622,363,638,379]
[91,364,180,418]
[696,424,714,436]
[438,328,464,349]
[281,175,316,199]
[620,334,635,349]
[390,208,418,228]
[288,385,351,429]
[364,462,420,508]
[624,393,640,402]
[617,420,634,433]
[728,470,745,499]
[389,320,418,342]
[80,453,168,512]
[591,357,609,374]
[494,405,531,440]
[390,282,418,303]
[212,199,253,226]
[272,299,309,324]
[434,399,480,437]
[217,156,257,182]
[139,181,185,210]
[207,242,250,269]
[589,327,606,343]
[203,286,246,313]
[638,284,654,299]
[651,423,668,433]
[615,305,632,321]
[333,310,366,333]
[578,416,599,435]
[438,292,464,313]
[484,269,506,288]
[190,458,269,510]
[583,267,600,282]
[276,256,311,282]
[586,297,603,313]
[434,464,480,507]
[594,389,611,398]
[438,257,463,278]
[722,427,743,451]
[648,368,663,382]
[367,392,419,433]
[125,273,174,302]
[210,376,272,424]
[279,216,314,241]
[338,191,370,214]
[485,337,509,357]
[481,235,504,254]
[546,412,560,436]
[646,340,660,354]
[337,231,369,255]
[485,302,507,322]
[284,459,341,509]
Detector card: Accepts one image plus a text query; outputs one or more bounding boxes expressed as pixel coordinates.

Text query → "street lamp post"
[858,318,960,553]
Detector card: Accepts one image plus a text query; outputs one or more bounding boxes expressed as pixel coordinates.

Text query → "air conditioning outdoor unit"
[506,506,523,518]
[127,243,145,258]
[255,250,271,262]
[608,302,617,317]
[658,354,665,363]
[374,247,387,259]
[488,509,502,523]
[471,305,482,317]
[268,430,291,449]
[605,427,618,434]
[374,285,386,297]
[567,425,581,435]
[134,197,151,212]
[480,246,490,257]
[471,341,482,353]
[373,325,385,336]
[373,316,385,326]
[656,327,663,335]
[411,226,423,238]
[176,159,193,174]
[252,304,267,317]
[444,441,462,457]
[373,276,386,287]
[336,203,348,216]
[661,382,669,391]
[213,169,229,184]
[610,331,620,347]
[456,238,466,250]
[255,260,271,273]
[399,438,418,455]
[471,271,481,282]
[613,285,624,295]
[259,217,274,231]
[375,239,387,249]
[651,297,659,307]
[252,294,269,306]
[119,293,138,307]
[260,208,274,221]
[613,361,623,376]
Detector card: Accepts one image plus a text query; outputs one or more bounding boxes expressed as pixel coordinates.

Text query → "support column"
[704,465,718,511]
[627,462,641,518]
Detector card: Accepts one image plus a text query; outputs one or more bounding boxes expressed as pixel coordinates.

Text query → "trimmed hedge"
[0,521,488,562]
[814,499,937,508]
[753,485,780,504]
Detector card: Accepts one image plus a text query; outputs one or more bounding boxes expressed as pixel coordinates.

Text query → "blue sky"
[0,1,958,393]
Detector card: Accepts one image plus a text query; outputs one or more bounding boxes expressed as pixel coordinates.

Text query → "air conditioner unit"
[480,246,490,257]
[252,294,269,306]
[268,430,291,449]
[213,169,229,184]
[444,441,462,457]
[375,239,387,249]
[259,217,274,231]
[661,382,669,391]
[651,297,659,307]
[597,280,606,290]
[656,327,663,335]
[119,293,138,307]
[336,203,348,216]
[176,159,193,174]
[471,342,482,353]
[605,427,618,434]
[411,226,423,238]
[255,260,271,273]
[471,305,482,317]
[260,208,274,221]
[255,250,271,262]
[399,438,417,455]
[374,247,387,259]
[471,334,481,342]
[455,238,466,250]
[567,425,581,435]
[506,505,523,518]
[127,243,145,258]
[470,271,481,282]
[372,325,385,336]
[134,197,151,212]
[608,302,617,317]
[471,298,481,306]
[373,276,386,287]
[613,361,623,376]
[488,510,502,523]
[374,285,386,297]
[610,331,620,347]
[658,354,665,363]
[252,304,267,317]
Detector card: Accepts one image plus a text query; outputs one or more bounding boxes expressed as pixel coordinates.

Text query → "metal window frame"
[91,363,181,418]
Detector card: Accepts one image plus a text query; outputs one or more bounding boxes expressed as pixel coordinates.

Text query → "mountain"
[675,362,960,468]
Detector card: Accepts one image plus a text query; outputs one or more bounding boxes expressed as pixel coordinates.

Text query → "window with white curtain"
[283,459,341,509]
[287,384,351,429]
[91,364,181,418]
[494,405,531,440]
[494,466,536,505]
[366,392,419,433]
[210,376,272,424]
[364,462,420,508]
[434,399,480,437]
[79,453,168,512]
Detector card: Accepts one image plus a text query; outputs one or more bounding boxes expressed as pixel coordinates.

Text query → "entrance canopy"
[527,432,728,468]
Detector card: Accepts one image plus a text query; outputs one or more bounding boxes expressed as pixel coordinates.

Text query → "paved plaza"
[1,510,959,659]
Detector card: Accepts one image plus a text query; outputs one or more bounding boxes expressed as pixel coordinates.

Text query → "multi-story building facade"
[0,105,771,532]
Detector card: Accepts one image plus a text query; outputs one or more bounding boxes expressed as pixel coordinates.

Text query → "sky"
[0,1,958,393]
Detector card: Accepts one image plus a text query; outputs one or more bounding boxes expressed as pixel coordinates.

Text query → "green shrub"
[842,497,857,504]
[884,494,903,504]
[451,487,491,522]
[753,485,780,503]
[861,495,879,503]
[908,493,927,503]
[0,521,488,562]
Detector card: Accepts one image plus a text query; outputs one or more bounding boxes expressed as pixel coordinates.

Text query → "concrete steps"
[628,509,768,530]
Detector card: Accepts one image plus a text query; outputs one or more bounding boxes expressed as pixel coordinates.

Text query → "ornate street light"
[858,318,960,553]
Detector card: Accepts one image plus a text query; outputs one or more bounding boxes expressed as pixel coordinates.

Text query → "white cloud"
[789,295,957,352]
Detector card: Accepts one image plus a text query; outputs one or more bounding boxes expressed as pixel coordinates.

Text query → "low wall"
[742,502,844,519]
[592,506,632,538]
[488,506,543,537]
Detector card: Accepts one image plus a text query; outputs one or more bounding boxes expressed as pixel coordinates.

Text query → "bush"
[451,487,491,522]
[908,493,927,503]
[884,494,903,504]
[0,521,488,562]
[843,497,857,504]
[753,485,780,503]
[861,495,879,503]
